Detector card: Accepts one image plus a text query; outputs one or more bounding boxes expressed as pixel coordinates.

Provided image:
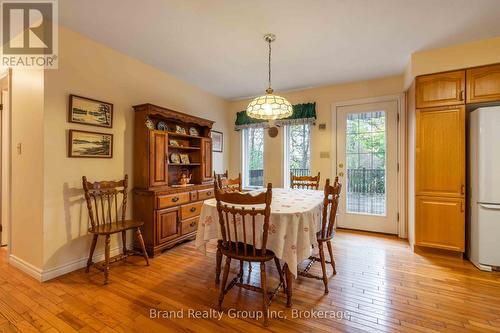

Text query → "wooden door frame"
[0,70,11,249]
[331,94,407,238]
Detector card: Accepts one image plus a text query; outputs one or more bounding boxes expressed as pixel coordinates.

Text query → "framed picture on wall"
[211,130,223,152]
[68,130,113,158]
[68,94,113,128]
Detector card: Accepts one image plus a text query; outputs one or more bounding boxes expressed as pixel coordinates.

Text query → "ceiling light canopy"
[246,34,292,120]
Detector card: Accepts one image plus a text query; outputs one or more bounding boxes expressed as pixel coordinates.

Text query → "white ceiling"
[60,0,500,99]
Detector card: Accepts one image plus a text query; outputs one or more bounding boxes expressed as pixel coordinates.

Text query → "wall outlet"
[318,123,326,130]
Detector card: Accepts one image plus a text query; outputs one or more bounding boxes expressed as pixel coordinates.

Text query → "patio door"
[335,100,398,234]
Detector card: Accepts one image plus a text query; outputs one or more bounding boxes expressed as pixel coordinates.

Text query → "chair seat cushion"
[89,220,144,234]
[220,242,276,262]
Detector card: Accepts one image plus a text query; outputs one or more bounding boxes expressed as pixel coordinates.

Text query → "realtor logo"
[1,0,58,68]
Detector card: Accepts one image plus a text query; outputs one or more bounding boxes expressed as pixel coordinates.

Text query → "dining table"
[195,187,325,306]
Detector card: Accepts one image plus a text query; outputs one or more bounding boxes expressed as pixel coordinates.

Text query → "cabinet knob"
[190,221,196,227]
[207,191,212,196]
[172,197,179,202]
[190,207,196,212]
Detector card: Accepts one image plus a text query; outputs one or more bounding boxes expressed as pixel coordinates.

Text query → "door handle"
[479,204,500,210]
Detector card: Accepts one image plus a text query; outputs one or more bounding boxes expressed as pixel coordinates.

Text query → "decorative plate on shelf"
[175,125,187,134]
[169,153,180,164]
[157,121,167,131]
[145,117,155,130]
[189,127,199,136]
[179,153,190,164]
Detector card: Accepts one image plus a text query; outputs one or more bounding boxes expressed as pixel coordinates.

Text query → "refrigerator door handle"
[479,204,500,210]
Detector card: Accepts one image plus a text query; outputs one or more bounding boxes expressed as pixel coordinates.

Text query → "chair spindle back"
[319,177,342,240]
[217,172,242,192]
[290,171,321,190]
[82,175,128,230]
[215,181,272,256]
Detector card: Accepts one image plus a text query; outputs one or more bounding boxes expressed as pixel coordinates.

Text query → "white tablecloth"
[195,188,324,277]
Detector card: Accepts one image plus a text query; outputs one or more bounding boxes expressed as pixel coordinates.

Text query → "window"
[345,111,386,215]
[284,124,311,187]
[241,128,264,188]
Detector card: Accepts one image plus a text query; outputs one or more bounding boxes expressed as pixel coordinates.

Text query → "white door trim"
[0,70,11,250]
[331,94,407,238]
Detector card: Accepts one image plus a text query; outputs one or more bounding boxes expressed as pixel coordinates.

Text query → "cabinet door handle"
[190,207,196,212]
[460,90,464,101]
[172,197,179,202]
[460,201,464,212]
[461,185,465,195]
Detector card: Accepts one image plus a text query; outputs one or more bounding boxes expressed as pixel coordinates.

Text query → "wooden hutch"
[132,103,214,257]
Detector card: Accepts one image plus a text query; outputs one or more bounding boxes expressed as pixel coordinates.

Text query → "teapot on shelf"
[177,168,192,186]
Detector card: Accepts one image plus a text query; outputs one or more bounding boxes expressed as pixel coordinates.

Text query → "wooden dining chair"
[213,170,228,180]
[215,182,285,326]
[82,175,149,284]
[217,171,242,192]
[298,177,341,294]
[290,171,321,190]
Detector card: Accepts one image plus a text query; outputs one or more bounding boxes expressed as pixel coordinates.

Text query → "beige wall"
[227,75,404,187]
[38,27,230,276]
[404,36,500,88]
[10,69,45,269]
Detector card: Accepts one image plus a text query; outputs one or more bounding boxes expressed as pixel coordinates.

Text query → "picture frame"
[179,153,190,164]
[68,130,113,158]
[211,130,223,152]
[68,94,113,128]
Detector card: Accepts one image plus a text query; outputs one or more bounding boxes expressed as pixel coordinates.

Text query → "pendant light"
[246,33,293,120]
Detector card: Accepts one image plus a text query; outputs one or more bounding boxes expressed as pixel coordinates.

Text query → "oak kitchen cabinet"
[416,70,465,109]
[466,63,500,104]
[415,196,465,252]
[416,106,465,197]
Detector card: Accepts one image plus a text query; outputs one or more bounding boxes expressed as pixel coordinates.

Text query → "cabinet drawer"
[198,188,214,200]
[181,201,203,220]
[181,216,199,235]
[157,192,190,209]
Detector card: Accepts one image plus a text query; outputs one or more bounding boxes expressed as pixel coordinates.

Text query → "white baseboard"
[9,242,133,282]
[9,255,43,281]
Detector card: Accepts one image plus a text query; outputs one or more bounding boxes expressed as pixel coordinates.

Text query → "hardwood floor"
[1,230,500,332]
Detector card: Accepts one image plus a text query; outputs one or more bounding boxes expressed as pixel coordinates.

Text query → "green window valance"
[234,102,316,130]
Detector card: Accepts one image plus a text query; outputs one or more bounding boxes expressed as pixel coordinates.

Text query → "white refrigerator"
[469,106,500,271]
